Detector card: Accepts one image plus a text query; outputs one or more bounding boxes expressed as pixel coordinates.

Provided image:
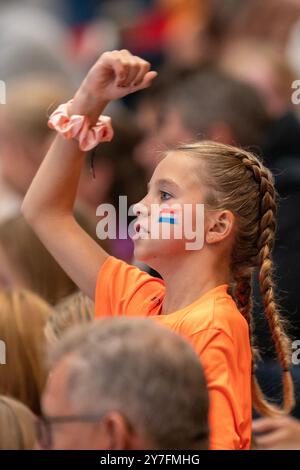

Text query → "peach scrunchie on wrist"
[47,100,114,151]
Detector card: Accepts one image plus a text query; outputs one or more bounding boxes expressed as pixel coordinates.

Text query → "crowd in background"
[2,0,300,450]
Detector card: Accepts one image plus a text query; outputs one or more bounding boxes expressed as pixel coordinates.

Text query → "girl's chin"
[133,242,156,263]
[133,247,152,263]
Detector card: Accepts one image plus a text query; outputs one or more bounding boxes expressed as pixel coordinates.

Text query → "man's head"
[40,318,209,450]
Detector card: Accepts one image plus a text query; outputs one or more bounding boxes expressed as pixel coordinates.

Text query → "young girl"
[22,50,295,449]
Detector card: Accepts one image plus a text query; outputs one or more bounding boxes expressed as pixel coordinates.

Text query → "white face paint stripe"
[158,209,179,224]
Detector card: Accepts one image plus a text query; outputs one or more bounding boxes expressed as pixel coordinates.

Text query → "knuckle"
[142,63,150,73]
[120,61,130,69]
[116,58,128,67]
[130,61,140,70]
[100,51,109,61]
[139,58,150,67]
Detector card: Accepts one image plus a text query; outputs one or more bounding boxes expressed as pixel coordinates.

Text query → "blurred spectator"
[0,395,36,450]
[67,17,120,75]
[286,18,300,77]
[45,291,94,344]
[0,76,71,221]
[123,0,210,69]
[159,0,210,69]
[0,3,76,227]
[159,67,269,147]
[206,0,300,59]
[204,0,246,58]
[134,67,270,177]
[0,290,52,415]
[0,211,103,305]
[39,318,209,450]
[0,3,73,83]
[219,39,295,118]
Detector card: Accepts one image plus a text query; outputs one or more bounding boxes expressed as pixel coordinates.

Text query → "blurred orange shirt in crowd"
[95,256,252,450]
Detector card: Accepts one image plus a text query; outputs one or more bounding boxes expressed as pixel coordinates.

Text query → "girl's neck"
[153,251,231,315]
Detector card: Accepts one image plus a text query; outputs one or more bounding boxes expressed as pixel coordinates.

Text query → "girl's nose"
[133,201,149,217]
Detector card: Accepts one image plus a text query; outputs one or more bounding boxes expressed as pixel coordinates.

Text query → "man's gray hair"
[49,317,209,450]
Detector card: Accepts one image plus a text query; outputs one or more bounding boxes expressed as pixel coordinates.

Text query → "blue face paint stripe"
[158,217,177,224]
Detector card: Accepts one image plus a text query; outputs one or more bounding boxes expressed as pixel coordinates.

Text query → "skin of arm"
[22,50,157,299]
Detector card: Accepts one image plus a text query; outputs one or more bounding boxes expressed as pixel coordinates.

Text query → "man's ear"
[205,210,234,244]
[101,412,132,450]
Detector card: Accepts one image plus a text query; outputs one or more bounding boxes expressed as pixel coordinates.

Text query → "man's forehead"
[42,356,73,414]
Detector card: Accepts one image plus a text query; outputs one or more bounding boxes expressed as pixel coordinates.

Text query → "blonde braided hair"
[176,141,295,416]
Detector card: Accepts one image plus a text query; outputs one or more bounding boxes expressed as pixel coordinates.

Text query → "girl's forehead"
[152,151,201,187]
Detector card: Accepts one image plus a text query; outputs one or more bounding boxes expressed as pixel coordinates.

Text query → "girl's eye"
[160,191,172,201]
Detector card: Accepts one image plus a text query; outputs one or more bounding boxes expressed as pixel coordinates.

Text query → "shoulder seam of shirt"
[188,327,235,345]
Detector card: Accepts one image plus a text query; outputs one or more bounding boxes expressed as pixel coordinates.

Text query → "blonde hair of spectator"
[0,211,100,305]
[45,291,94,344]
[0,395,36,450]
[0,289,52,414]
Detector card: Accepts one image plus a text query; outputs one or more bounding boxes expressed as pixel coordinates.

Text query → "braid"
[233,270,253,322]
[232,270,262,395]
[239,153,295,416]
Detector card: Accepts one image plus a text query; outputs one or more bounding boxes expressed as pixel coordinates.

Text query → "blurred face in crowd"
[134,105,235,179]
[155,107,234,149]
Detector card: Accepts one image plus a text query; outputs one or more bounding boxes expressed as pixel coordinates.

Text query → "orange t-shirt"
[95,256,252,450]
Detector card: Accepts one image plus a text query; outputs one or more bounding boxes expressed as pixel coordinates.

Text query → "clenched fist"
[72,50,158,121]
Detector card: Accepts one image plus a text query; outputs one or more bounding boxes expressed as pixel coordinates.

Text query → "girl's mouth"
[133,221,150,239]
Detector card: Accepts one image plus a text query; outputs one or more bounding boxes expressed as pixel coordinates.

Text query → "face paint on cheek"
[158,209,179,225]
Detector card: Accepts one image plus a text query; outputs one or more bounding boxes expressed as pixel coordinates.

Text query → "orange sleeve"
[95,256,165,318]
[188,328,250,450]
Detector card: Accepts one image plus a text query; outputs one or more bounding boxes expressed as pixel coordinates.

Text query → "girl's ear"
[206,210,234,244]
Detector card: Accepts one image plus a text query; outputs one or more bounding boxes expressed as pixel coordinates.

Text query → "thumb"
[136,71,158,91]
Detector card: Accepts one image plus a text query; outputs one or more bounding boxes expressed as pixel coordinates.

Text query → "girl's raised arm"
[22,50,157,300]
